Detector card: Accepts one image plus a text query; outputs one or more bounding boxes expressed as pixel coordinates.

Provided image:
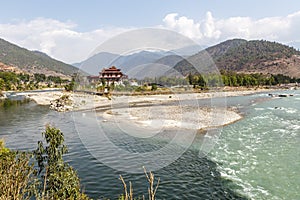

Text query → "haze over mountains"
[1,37,300,79]
[73,45,204,75]
[75,38,300,78]
[74,51,169,76]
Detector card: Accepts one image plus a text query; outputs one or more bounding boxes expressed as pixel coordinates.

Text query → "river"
[0,90,299,199]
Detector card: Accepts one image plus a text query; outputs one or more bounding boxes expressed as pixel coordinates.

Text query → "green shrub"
[33,125,89,199]
[0,140,38,200]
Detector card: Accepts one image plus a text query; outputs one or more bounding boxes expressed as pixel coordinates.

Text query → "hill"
[73,52,119,75]
[0,38,82,77]
[174,39,300,78]
[114,50,165,73]
[73,44,204,75]
[75,51,167,75]
[155,55,184,68]
[205,39,247,58]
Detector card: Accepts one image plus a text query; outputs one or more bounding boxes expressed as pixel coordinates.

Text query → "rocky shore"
[102,104,242,130]
[16,89,272,130]
[49,94,74,112]
[0,91,6,99]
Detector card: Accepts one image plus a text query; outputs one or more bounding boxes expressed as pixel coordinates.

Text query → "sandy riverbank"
[24,89,252,130]
[23,88,267,108]
[20,88,272,130]
[102,105,242,130]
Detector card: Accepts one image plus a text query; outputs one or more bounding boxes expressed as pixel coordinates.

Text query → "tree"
[198,75,206,88]
[151,83,158,91]
[64,80,75,91]
[0,139,38,200]
[187,73,193,85]
[33,125,89,199]
[230,75,238,87]
[100,78,106,87]
[0,78,5,90]
[34,73,46,83]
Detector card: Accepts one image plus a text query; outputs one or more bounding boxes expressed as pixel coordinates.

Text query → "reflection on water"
[0,96,248,199]
[0,98,30,109]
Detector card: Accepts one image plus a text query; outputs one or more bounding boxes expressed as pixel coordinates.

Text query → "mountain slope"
[155,55,184,67]
[74,44,205,75]
[75,51,167,75]
[205,39,247,58]
[74,52,119,75]
[174,39,300,78]
[0,38,81,76]
[215,40,300,72]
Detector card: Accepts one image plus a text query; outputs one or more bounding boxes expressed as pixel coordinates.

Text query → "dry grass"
[119,167,160,200]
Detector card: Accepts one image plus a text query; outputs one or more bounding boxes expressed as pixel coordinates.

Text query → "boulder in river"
[50,94,74,112]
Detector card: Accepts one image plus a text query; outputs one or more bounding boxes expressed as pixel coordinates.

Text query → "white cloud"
[0,18,129,63]
[1,11,300,64]
[201,12,221,39]
[163,11,300,47]
[163,13,202,40]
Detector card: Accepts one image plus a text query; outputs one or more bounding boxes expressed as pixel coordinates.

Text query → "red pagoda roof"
[101,66,121,72]
[99,66,124,79]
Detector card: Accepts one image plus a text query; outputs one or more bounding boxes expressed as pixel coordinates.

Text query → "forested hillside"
[174,39,300,78]
[0,38,81,77]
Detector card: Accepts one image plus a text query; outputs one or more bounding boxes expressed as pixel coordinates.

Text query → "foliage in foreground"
[33,125,89,199]
[0,127,159,200]
[119,167,159,200]
[0,127,89,200]
[0,139,38,200]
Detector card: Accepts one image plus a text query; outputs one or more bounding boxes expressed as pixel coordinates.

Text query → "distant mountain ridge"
[174,39,300,78]
[73,52,119,75]
[76,39,300,78]
[76,51,167,75]
[0,38,81,77]
[73,45,204,75]
[2,37,298,79]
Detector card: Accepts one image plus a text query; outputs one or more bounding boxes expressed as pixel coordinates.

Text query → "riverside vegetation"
[0,71,69,91]
[112,71,298,93]
[187,70,299,89]
[0,125,159,200]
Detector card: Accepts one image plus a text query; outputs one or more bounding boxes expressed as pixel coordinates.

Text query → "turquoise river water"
[0,90,299,199]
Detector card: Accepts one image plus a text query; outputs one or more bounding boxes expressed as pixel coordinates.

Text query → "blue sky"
[2,0,300,30]
[1,1,300,63]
